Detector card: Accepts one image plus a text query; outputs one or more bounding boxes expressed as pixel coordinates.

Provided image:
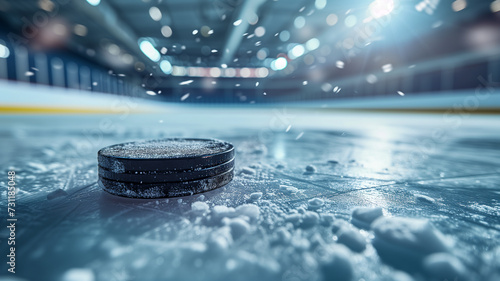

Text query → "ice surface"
[2,112,499,281]
[47,188,68,200]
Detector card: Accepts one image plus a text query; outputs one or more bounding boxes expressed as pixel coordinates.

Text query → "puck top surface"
[98,138,234,172]
[100,138,232,159]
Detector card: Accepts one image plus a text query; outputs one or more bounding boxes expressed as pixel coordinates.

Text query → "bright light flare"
[305,38,320,51]
[0,43,10,58]
[86,0,100,6]
[271,57,288,71]
[160,60,172,74]
[288,45,305,59]
[139,40,160,62]
[369,0,395,19]
[149,7,162,21]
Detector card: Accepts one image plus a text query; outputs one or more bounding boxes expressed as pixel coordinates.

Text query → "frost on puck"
[98,138,234,198]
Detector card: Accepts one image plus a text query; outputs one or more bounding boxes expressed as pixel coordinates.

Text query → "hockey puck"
[97,138,235,198]
[98,138,234,173]
[99,167,234,198]
[98,158,234,183]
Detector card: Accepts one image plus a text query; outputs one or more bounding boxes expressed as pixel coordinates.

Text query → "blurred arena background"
[0,0,499,111]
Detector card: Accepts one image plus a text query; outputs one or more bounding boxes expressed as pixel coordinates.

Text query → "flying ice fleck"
[146,90,156,96]
[286,125,292,132]
[366,74,378,84]
[322,83,332,92]
[233,19,242,26]
[296,132,304,140]
[397,91,405,96]
[382,64,393,73]
[336,60,345,69]
[255,82,259,87]
[302,81,308,85]
[181,93,190,101]
[25,71,34,76]
[179,80,193,85]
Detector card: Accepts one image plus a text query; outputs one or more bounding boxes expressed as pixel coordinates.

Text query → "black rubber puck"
[98,158,234,183]
[97,138,235,198]
[98,138,234,172]
[99,167,234,198]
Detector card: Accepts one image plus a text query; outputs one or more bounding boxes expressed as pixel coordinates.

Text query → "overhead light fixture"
[294,16,306,29]
[288,45,305,59]
[0,43,10,58]
[160,60,172,74]
[305,38,320,51]
[315,0,327,10]
[86,0,100,6]
[139,39,160,62]
[271,57,288,71]
[149,7,162,21]
[369,0,395,19]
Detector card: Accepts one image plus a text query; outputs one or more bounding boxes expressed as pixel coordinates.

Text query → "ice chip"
[372,217,450,271]
[351,206,383,229]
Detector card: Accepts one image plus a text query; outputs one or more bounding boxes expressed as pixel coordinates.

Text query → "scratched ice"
[0,113,499,281]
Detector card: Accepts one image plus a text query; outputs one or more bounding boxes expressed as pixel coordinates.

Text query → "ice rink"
[1,101,499,281]
[1,0,500,280]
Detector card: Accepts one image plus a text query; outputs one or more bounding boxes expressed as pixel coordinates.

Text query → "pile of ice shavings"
[80,193,474,281]
[99,138,232,159]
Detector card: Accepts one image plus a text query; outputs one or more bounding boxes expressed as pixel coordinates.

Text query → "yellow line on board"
[0,105,119,114]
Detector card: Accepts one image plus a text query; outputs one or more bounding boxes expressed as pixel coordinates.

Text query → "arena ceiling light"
[369,0,395,19]
[139,39,161,62]
[86,0,101,6]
